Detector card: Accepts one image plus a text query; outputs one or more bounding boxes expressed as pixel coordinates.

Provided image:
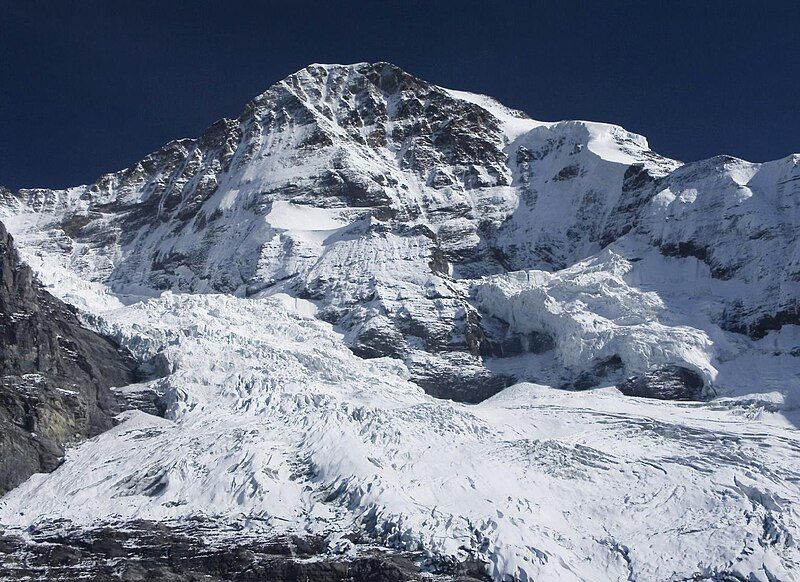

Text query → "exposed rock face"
[618,366,705,400]
[571,355,625,391]
[0,221,139,494]
[0,520,490,582]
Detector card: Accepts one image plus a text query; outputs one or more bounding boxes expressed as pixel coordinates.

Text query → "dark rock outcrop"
[0,520,491,581]
[0,221,139,494]
[618,366,706,401]
[570,355,626,391]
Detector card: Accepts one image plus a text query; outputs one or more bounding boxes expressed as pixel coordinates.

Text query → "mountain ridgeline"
[1,62,798,403]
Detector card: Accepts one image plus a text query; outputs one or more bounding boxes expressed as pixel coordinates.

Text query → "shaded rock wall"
[0,221,139,494]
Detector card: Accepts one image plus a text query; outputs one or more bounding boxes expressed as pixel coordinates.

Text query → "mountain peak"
[2,62,797,402]
[260,60,436,111]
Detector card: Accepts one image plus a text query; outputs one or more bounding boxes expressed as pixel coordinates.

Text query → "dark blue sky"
[2,0,798,190]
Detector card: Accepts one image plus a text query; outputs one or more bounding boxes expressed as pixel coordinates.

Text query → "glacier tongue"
[1,291,798,581]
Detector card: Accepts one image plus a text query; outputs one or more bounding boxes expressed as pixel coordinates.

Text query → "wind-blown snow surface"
[1,62,800,580]
[1,292,799,581]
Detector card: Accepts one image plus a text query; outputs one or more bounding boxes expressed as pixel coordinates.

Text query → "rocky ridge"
[0,519,489,582]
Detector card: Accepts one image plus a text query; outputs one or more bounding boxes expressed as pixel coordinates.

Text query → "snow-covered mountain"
[0,63,799,581]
